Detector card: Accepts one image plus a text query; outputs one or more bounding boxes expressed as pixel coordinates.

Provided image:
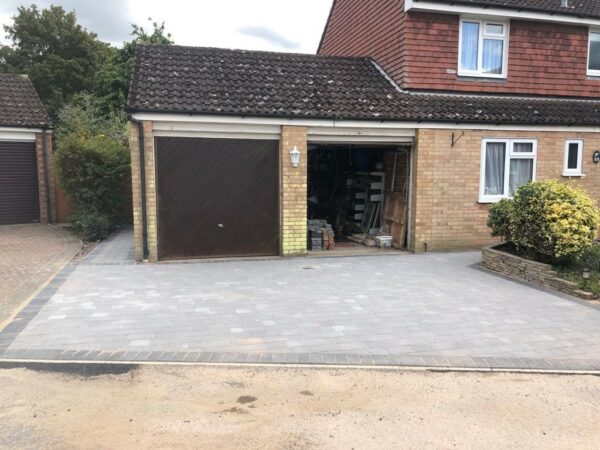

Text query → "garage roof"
[0,74,51,128]
[416,0,600,19]
[127,45,600,125]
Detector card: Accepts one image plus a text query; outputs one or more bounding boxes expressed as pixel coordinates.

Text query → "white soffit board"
[405,0,600,27]
[0,127,39,141]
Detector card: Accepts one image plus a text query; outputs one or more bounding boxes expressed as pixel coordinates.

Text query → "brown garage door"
[156,137,279,259]
[0,140,39,225]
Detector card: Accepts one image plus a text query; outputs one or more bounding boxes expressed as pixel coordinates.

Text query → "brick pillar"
[143,121,158,262]
[409,129,433,253]
[280,126,308,256]
[35,131,56,224]
[129,123,144,261]
[129,121,158,262]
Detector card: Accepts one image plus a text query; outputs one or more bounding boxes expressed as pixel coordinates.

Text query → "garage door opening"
[307,143,411,255]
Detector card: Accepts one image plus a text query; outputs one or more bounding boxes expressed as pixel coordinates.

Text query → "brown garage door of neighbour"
[155,137,280,260]
[0,141,39,225]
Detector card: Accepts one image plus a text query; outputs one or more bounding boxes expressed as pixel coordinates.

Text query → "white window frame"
[563,139,584,176]
[458,17,509,79]
[587,29,600,76]
[479,138,537,203]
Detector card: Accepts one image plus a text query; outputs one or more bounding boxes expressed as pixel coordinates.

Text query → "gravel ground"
[1,365,599,449]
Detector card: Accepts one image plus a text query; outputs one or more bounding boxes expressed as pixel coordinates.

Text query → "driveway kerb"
[1,359,600,376]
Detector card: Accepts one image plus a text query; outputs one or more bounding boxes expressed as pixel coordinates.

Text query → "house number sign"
[594,151,600,164]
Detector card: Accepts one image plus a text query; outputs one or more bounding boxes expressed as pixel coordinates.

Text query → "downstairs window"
[563,139,583,176]
[480,139,537,202]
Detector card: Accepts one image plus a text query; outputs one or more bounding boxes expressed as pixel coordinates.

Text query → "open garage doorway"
[307,143,412,256]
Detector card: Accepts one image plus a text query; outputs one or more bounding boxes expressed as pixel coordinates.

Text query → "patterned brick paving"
[0,224,81,325]
[1,228,600,372]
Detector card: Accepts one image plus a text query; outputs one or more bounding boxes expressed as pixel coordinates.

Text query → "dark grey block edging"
[1,347,600,373]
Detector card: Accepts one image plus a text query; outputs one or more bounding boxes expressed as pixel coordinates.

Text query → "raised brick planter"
[481,245,596,300]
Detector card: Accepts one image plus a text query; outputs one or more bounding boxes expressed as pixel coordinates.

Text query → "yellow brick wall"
[143,122,158,262]
[411,129,600,252]
[129,121,158,262]
[129,123,143,261]
[280,126,308,256]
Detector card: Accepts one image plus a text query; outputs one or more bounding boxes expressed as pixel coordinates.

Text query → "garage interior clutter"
[307,144,410,254]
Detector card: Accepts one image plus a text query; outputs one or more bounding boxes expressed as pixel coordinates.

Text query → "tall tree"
[93,19,173,115]
[0,5,112,118]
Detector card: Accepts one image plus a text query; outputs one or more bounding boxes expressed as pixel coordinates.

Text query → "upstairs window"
[459,18,508,78]
[563,139,583,176]
[588,31,600,76]
[480,139,536,202]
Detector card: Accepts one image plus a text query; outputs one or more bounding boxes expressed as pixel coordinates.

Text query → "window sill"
[457,74,507,82]
[562,173,585,177]
[478,197,506,204]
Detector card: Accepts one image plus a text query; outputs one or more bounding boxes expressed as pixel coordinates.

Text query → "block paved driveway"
[1,229,600,371]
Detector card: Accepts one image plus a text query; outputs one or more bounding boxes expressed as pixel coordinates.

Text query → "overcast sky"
[0,0,334,53]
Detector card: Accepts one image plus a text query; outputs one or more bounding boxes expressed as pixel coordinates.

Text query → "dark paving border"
[1,347,600,372]
[2,255,600,373]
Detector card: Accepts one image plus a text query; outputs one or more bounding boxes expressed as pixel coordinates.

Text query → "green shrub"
[579,244,600,272]
[488,180,600,261]
[70,210,111,241]
[55,133,131,223]
[487,198,513,241]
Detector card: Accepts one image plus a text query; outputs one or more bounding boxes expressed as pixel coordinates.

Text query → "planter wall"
[481,246,595,300]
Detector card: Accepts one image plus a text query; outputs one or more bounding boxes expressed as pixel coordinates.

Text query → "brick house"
[0,74,55,225]
[126,0,600,262]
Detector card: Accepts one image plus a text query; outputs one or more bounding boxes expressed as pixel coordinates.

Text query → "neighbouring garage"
[155,137,280,260]
[0,73,54,225]
[0,140,40,225]
[307,143,411,254]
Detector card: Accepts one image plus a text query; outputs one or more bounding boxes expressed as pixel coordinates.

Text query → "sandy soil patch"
[1,365,599,449]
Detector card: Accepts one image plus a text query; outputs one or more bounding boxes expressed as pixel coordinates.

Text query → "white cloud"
[128,0,333,53]
[1,0,334,53]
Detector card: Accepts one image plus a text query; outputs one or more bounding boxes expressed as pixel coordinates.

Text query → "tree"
[93,18,173,115]
[0,5,112,118]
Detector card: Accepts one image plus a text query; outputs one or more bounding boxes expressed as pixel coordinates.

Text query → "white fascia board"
[405,0,600,27]
[0,127,41,141]
[152,120,281,140]
[132,113,600,133]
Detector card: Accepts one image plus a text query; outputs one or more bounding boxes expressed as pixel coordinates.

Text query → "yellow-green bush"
[488,180,600,261]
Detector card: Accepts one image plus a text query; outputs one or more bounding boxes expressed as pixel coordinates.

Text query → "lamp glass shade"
[290,146,300,167]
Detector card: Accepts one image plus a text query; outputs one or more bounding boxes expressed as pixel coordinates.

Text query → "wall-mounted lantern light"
[290,146,301,168]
